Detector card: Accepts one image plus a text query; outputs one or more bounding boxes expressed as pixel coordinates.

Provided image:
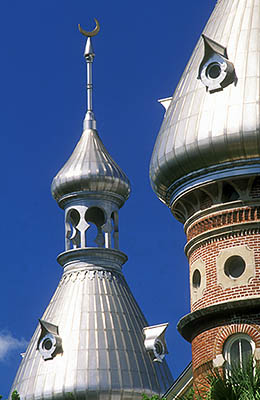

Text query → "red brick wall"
[186,206,260,241]
[189,233,260,312]
[192,321,260,374]
[175,178,260,384]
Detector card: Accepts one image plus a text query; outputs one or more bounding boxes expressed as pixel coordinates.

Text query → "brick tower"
[150,0,260,382]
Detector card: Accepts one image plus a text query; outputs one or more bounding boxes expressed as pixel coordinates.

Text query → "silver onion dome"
[52,32,130,207]
[150,0,260,206]
[51,127,131,207]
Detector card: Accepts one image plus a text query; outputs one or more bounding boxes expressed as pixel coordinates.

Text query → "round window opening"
[192,269,201,289]
[206,63,221,79]
[154,341,164,356]
[42,338,53,351]
[224,255,246,279]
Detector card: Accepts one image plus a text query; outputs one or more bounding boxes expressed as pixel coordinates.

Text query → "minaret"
[150,0,260,385]
[10,21,172,399]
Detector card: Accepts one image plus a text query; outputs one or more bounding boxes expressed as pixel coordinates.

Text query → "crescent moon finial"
[78,18,100,37]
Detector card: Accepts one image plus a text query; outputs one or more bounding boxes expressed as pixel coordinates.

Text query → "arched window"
[85,207,106,247]
[65,208,81,249]
[224,334,254,370]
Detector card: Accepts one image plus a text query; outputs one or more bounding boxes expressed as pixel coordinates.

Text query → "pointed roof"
[51,127,131,207]
[150,0,260,205]
[10,250,173,399]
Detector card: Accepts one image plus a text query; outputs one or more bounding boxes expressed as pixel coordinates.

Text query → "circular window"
[154,340,164,356]
[206,63,221,79]
[224,256,246,279]
[192,269,201,289]
[42,338,53,351]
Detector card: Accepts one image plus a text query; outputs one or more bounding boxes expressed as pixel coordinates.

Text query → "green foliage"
[202,367,243,400]
[0,390,20,400]
[142,391,194,400]
[11,391,20,400]
[178,358,260,400]
[142,395,166,400]
[176,387,195,400]
[142,394,168,400]
[65,393,76,400]
[141,359,260,400]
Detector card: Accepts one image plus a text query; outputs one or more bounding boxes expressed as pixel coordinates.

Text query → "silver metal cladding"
[10,20,173,400]
[150,0,260,206]
[11,253,173,399]
[51,127,131,207]
[52,22,130,207]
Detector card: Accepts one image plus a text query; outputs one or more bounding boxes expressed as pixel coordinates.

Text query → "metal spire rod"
[78,19,100,130]
[85,38,94,114]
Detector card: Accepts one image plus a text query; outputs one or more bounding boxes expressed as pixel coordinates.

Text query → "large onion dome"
[150,0,260,206]
[51,126,131,207]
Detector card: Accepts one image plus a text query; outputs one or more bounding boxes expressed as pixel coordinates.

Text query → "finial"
[78,19,100,38]
[79,19,100,130]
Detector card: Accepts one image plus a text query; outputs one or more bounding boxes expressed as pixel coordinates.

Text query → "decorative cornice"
[58,268,123,287]
[173,176,260,225]
[177,298,260,342]
[186,206,260,241]
[57,247,128,273]
[185,223,260,258]
[183,201,242,232]
[58,190,126,209]
[168,160,260,207]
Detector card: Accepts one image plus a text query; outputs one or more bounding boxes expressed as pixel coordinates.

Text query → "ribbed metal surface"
[150,0,260,205]
[11,23,173,400]
[10,250,172,400]
[52,128,131,206]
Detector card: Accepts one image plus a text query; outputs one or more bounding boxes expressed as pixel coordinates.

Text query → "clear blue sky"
[0,0,215,397]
